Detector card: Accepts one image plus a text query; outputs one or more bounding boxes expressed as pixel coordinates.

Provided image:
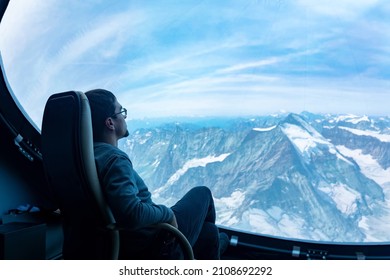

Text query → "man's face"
[112,99,129,139]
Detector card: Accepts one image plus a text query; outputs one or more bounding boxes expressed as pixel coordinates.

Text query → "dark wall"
[0,119,56,219]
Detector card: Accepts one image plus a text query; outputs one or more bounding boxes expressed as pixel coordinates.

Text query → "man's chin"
[124,130,130,138]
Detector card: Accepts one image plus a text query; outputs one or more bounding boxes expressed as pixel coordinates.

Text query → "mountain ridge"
[121,112,390,242]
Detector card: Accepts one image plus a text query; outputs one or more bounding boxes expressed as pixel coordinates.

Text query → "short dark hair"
[85,89,116,140]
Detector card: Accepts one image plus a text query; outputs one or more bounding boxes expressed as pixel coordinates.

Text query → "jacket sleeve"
[100,153,174,230]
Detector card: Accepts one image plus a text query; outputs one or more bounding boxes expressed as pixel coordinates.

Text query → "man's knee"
[192,186,212,197]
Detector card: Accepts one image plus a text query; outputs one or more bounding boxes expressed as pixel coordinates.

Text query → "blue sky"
[1,0,390,127]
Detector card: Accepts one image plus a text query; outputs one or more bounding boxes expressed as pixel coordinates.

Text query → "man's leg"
[192,221,220,259]
[171,186,220,259]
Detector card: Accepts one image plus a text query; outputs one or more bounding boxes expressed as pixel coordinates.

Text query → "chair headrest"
[41,91,115,225]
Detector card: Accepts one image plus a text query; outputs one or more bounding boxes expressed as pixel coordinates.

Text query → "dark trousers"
[171,186,220,259]
[119,186,220,260]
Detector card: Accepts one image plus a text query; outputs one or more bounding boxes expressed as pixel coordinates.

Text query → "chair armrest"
[103,222,194,260]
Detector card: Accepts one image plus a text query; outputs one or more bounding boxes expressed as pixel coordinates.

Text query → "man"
[85,89,228,259]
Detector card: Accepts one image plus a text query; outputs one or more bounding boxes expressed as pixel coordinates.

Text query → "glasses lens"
[111,108,127,119]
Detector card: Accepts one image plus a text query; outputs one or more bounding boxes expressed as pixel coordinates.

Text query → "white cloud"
[296,0,380,19]
[219,57,284,74]
[1,0,390,125]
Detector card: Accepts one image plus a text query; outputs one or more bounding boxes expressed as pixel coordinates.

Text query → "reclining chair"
[41,91,193,259]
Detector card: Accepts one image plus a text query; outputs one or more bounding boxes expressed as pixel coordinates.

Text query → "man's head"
[85,89,129,144]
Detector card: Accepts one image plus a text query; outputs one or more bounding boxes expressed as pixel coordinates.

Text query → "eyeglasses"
[110,108,127,119]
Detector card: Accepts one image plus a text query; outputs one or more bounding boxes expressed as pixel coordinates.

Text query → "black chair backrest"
[41,91,119,259]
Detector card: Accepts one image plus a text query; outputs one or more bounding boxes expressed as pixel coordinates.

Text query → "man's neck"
[95,135,118,147]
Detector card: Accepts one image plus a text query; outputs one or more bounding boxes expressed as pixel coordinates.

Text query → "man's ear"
[104,117,115,131]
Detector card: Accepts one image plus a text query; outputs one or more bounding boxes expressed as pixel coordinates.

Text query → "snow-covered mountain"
[121,113,390,242]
